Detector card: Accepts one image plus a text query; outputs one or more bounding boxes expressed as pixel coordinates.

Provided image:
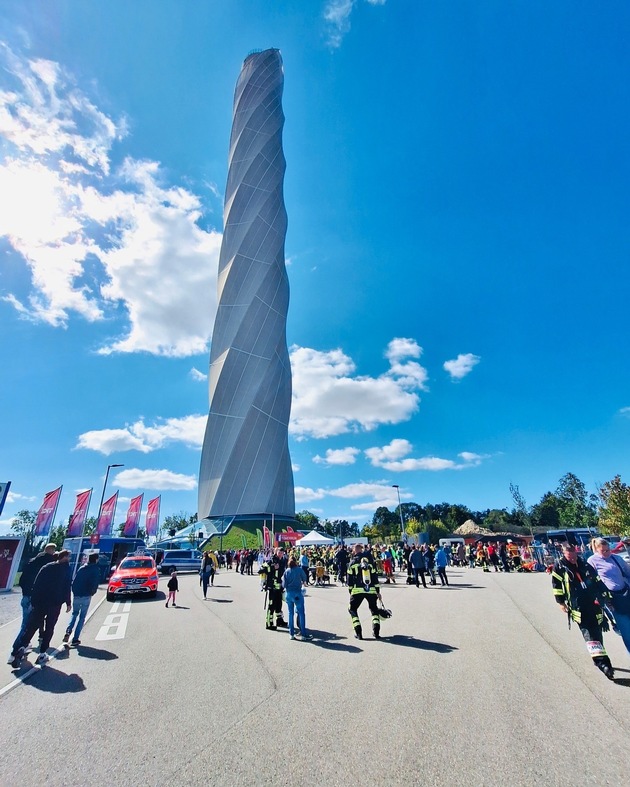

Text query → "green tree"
[371,506,400,540]
[422,519,450,544]
[598,475,630,536]
[509,483,534,537]
[10,510,39,566]
[555,472,597,529]
[405,517,423,535]
[162,511,196,537]
[295,510,321,530]
[530,492,562,531]
[483,509,511,532]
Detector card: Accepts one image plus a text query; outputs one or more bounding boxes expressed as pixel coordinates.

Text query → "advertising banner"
[96,491,119,536]
[0,482,11,517]
[123,494,144,538]
[145,496,161,538]
[33,487,63,538]
[278,531,301,542]
[263,525,271,549]
[0,537,25,592]
[67,489,92,537]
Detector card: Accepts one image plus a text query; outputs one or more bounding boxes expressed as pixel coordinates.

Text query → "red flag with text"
[123,494,144,538]
[145,496,161,538]
[67,489,92,537]
[33,487,62,538]
[263,525,271,549]
[96,491,119,536]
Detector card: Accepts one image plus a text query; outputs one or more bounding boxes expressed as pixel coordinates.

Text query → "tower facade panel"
[198,49,294,521]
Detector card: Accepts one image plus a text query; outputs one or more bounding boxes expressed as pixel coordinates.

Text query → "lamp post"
[97,463,124,525]
[392,484,405,544]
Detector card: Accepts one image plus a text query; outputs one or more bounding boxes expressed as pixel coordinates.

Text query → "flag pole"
[72,489,93,581]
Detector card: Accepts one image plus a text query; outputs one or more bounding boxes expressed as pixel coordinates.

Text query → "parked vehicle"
[63,537,147,582]
[158,549,203,575]
[107,556,159,601]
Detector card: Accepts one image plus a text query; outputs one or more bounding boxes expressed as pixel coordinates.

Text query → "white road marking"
[95,599,131,640]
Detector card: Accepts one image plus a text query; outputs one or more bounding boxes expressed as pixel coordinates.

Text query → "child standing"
[166,570,178,607]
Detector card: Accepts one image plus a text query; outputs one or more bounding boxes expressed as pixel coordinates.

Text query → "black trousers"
[348,593,380,633]
[13,604,62,654]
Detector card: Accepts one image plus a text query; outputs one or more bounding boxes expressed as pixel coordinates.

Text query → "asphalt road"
[0,565,627,787]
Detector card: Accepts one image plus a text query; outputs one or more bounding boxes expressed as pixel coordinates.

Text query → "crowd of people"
[8,533,630,681]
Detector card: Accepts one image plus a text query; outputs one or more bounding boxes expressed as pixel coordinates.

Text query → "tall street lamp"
[97,463,124,524]
[392,484,405,544]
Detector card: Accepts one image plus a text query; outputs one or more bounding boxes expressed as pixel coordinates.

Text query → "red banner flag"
[96,491,118,536]
[33,487,62,538]
[145,496,161,538]
[286,526,295,533]
[67,489,92,537]
[123,494,144,538]
[263,525,271,549]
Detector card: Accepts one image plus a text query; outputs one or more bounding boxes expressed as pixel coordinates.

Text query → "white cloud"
[0,46,221,357]
[443,353,480,380]
[292,463,301,472]
[76,415,207,455]
[385,337,422,362]
[323,0,387,48]
[5,490,36,505]
[313,447,360,466]
[619,407,630,417]
[365,438,413,465]
[365,441,489,472]
[114,468,197,491]
[289,341,426,439]
[328,481,400,500]
[295,486,326,503]
[189,367,208,382]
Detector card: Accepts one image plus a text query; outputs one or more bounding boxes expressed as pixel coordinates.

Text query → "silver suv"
[159,549,202,575]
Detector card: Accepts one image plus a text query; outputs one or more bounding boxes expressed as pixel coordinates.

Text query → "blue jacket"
[72,563,101,597]
[282,566,305,594]
[435,548,448,568]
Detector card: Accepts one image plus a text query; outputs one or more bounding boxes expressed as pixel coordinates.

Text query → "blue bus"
[62,536,146,582]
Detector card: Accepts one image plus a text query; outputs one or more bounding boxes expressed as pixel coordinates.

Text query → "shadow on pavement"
[207,598,233,603]
[171,605,190,610]
[30,667,86,693]
[613,677,630,688]
[434,584,482,590]
[74,645,118,660]
[303,630,362,653]
[381,634,458,653]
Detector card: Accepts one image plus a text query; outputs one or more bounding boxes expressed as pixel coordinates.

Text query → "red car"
[107,556,159,601]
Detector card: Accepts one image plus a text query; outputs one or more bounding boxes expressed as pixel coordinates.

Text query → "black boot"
[354,626,363,640]
[373,624,381,640]
[595,656,614,681]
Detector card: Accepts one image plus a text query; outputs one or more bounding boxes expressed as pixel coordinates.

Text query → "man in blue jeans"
[63,552,100,646]
[282,556,312,640]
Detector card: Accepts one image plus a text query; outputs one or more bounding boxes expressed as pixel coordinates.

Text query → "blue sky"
[1,0,630,533]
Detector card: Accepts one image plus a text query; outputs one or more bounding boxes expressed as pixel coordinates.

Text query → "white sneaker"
[6,653,15,664]
[35,652,49,665]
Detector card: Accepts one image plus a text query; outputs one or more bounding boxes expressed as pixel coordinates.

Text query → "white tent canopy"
[296,530,335,546]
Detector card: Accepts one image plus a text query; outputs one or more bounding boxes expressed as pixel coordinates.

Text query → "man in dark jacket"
[10,549,72,667]
[17,543,57,635]
[408,545,427,588]
[63,552,100,646]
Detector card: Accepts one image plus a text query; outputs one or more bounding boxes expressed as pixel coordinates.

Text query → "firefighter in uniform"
[551,542,614,680]
[347,544,382,640]
[258,549,288,630]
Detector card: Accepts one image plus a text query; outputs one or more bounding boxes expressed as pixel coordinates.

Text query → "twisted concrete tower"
[198,49,295,523]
